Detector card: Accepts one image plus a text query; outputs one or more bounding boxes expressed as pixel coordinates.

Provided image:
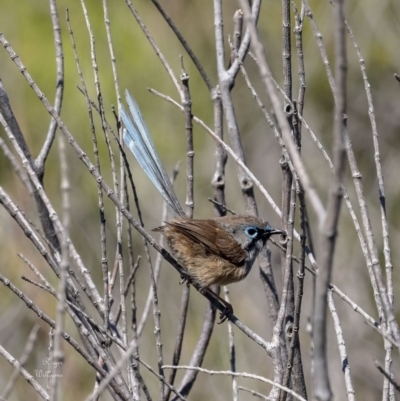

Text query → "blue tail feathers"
[121,90,185,217]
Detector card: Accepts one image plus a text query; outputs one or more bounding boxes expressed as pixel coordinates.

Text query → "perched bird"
[121,91,284,319]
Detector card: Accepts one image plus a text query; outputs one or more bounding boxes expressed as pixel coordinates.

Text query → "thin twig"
[2,324,41,399]
[0,344,49,401]
[110,256,141,327]
[124,0,181,96]
[164,365,307,401]
[0,135,32,193]
[374,361,400,393]
[238,386,271,400]
[150,0,213,90]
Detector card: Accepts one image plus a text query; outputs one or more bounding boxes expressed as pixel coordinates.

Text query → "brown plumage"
[153,214,283,288]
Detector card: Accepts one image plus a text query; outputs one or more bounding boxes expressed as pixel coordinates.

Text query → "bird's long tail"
[121,90,185,217]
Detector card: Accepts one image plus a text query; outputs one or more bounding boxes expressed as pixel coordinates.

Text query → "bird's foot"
[179,275,191,287]
[218,303,234,324]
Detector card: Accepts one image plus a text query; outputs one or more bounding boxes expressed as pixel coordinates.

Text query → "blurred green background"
[0,0,400,400]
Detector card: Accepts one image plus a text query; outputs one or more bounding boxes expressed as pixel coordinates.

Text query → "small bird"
[121,91,284,320]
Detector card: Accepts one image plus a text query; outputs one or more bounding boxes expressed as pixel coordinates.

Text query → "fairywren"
[121,91,284,317]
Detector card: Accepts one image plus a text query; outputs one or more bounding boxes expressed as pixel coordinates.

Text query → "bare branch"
[327,290,356,400]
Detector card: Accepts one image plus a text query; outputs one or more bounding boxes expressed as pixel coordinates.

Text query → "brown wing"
[212,230,247,266]
[165,219,246,266]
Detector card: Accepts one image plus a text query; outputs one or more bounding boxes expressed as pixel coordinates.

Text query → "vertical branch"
[103,0,122,109]
[130,274,140,400]
[172,297,217,400]
[281,110,308,401]
[50,3,68,395]
[224,288,238,401]
[49,5,67,398]
[282,0,292,102]
[181,57,194,219]
[293,2,306,118]
[164,285,190,401]
[49,219,68,401]
[291,4,308,397]
[47,329,54,393]
[37,0,64,169]
[210,3,233,217]
[278,147,291,381]
[214,0,261,215]
[259,247,280,325]
[280,0,294,274]
[164,60,194,401]
[146,242,165,400]
[313,1,347,400]
[122,160,141,400]
[231,9,244,65]
[211,87,227,216]
[58,129,70,240]
[291,183,308,398]
[271,184,296,399]
[280,2,297,397]
[279,184,296,401]
[327,290,356,401]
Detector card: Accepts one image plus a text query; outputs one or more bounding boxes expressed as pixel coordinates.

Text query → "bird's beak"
[265,224,286,237]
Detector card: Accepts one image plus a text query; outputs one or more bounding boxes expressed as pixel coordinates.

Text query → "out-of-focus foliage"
[0,0,399,400]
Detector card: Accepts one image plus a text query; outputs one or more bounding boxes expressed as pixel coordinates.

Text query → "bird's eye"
[245,227,258,238]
